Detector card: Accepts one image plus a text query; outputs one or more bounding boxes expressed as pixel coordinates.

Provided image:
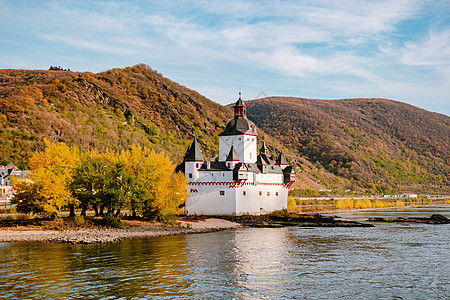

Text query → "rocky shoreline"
[0,218,242,244]
[3,212,447,244]
[219,213,374,228]
[367,214,450,224]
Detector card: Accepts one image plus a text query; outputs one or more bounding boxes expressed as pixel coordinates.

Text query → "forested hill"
[1,65,448,193]
[246,97,449,193]
[0,64,232,166]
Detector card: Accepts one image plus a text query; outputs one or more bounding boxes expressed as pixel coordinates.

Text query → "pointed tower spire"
[260,140,269,156]
[234,92,246,117]
[226,145,239,161]
[184,137,205,161]
[276,151,288,167]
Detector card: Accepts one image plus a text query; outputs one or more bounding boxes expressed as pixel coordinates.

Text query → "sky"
[1,0,449,115]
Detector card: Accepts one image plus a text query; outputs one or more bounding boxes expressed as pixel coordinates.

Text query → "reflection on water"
[1,207,449,299]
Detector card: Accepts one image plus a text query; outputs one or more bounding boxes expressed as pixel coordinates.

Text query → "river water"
[1,207,449,299]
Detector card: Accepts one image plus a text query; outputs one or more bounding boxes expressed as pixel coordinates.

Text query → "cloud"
[132,0,425,84]
[42,34,136,55]
[1,0,448,114]
[401,29,450,67]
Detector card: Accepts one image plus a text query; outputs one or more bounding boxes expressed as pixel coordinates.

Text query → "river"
[1,206,449,299]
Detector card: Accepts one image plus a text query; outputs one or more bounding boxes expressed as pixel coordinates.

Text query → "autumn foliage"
[11,141,187,222]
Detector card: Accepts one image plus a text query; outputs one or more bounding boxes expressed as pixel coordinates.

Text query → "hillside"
[246,97,450,193]
[0,64,232,166]
[1,65,448,194]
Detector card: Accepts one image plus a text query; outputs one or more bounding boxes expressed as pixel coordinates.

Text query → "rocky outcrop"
[221,213,374,227]
[367,214,450,224]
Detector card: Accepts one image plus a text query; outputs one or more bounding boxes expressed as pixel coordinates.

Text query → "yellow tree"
[121,145,187,223]
[12,139,80,219]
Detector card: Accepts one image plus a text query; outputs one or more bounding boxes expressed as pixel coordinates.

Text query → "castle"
[177,95,295,215]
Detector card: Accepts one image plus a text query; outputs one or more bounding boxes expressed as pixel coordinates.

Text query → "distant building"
[177,95,295,215]
[0,163,30,200]
[401,194,418,198]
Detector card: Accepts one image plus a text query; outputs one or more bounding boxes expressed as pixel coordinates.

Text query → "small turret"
[260,140,269,156]
[182,137,205,181]
[184,137,204,162]
[234,92,246,117]
[276,151,288,169]
[226,145,240,169]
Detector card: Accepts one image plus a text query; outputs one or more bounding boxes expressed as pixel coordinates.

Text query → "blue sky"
[1,0,449,115]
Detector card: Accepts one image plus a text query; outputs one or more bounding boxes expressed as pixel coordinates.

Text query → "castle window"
[247,138,249,141]
[276,192,279,196]
[189,173,192,178]
[222,173,225,177]
[220,191,225,196]
[196,163,199,168]
[227,163,231,168]
[239,138,241,140]
[250,153,252,159]
[243,191,246,196]
[267,192,270,196]
[259,191,262,196]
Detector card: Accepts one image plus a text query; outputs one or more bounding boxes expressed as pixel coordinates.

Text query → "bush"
[158,212,177,225]
[270,209,289,218]
[335,198,344,209]
[102,214,123,228]
[288,196,297,212]
[395,200,405,207]
[74,215,85,227]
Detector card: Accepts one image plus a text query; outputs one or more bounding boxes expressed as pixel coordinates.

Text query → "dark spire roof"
[226,145,239,161]
[276,151,288,165]
[184,137,204,161]
[219,117,257,136]
[234,93,245,107]
[260,140,269,154]
[220,92,257,136]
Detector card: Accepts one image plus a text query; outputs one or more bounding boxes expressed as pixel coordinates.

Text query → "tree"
[11,139,80,219]
[70,149,103,217]
[120,145,187,222]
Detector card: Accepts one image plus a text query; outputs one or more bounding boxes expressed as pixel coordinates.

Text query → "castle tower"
[218,94,257,163]
[276,151,289,169]
[260,140,269,156]
[183,137,204,180]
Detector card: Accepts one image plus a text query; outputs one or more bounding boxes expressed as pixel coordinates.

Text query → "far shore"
[296,203,450,215]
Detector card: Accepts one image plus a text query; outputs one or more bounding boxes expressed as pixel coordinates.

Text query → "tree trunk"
[115,208,121,218]
[81,205,87,217]
[131,201,136,218]
[69,204,75,217]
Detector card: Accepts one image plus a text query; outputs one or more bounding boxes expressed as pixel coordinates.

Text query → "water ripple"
[0,207,449,299]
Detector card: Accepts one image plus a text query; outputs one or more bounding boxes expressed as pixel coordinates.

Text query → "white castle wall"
[184,169,236,215]
[185,168,288,215]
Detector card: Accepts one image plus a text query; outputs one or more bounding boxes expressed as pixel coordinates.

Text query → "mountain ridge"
[246,96,449,193]
[1,65,448,193]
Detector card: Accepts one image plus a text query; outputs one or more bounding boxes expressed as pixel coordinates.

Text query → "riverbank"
[295,203,450,215]
[0,218,242,244]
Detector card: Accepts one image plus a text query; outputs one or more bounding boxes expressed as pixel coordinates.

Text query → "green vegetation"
[0,64,232,166]
[247,97,449,193]
[49,66,71,71]
[1,65,448,194]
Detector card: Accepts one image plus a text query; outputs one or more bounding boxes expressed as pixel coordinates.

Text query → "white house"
[177,95,295,215]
